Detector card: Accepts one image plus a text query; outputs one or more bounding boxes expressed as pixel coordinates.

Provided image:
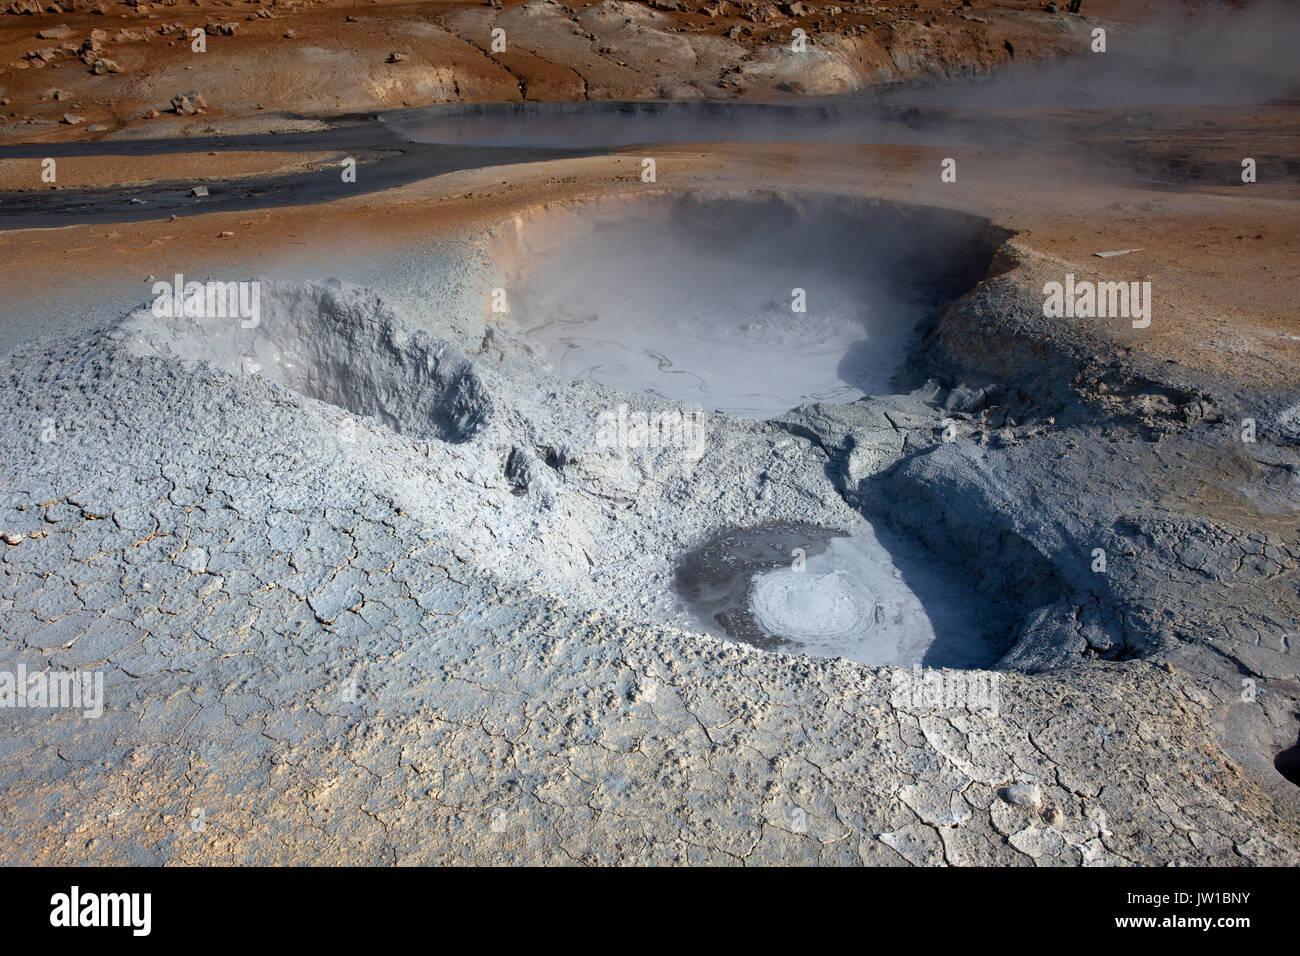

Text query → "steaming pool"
[497,192,1003,419]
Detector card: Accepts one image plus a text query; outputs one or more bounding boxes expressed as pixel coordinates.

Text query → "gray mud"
[1,188,1298,864]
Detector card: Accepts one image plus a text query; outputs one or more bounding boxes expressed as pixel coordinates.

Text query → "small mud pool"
[499,192,1001,419]
[674,522,1000,668]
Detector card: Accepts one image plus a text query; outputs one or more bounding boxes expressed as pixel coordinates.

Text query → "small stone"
[1002,783,1043,812]
[283,29,296,39]
[38,23,70,39]
[91,58,120,74]
[386,51,406,62]
[61,112,83,124]
[86,122,107,131]
[1042,806,1064,827]
[2,532,24,545]
[170,89,206,114]
[219,230,233,238]
[190,185,208,197]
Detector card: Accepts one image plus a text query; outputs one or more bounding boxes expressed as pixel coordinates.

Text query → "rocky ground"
[0,0,1297,866]
[0,0,1164,142]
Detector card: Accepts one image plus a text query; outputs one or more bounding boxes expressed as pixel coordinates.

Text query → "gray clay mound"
[115,278,493,443]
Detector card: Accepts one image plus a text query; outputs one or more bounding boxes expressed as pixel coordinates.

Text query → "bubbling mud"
[674,522,999,668]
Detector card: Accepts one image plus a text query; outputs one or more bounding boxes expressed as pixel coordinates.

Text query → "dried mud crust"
[0,206,1298,862]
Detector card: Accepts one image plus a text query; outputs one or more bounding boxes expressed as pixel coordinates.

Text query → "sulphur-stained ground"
[1,0,1158,142]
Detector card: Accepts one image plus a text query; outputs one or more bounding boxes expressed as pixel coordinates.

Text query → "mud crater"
[494,191,1004,419]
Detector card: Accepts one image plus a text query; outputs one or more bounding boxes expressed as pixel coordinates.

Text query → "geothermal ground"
[0,0,1298,866]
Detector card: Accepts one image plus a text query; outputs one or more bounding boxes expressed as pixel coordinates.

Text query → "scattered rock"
[1002,783,1043,812]
[170,90,206,114]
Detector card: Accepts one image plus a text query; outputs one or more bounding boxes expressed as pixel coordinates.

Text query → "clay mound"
[115,278,492,444]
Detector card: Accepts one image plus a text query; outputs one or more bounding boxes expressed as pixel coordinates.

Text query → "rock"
[997,598,1088,672]
[37,23,70,38]
[219,230,234,238]
[143,107,159,117]
[61,112,83,124]
[780,1,807,14]
[190,185,209,197]
[7,0,42,12]
[90,58,120,74]
[386,51,406,62]
[1002,782,1043,812]
[170,90,206,114]
[86,122,107,131]
[2,532,24,546]
[283,29,296,39]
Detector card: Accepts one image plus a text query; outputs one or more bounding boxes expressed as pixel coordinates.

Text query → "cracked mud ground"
[2,211,1298,863]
